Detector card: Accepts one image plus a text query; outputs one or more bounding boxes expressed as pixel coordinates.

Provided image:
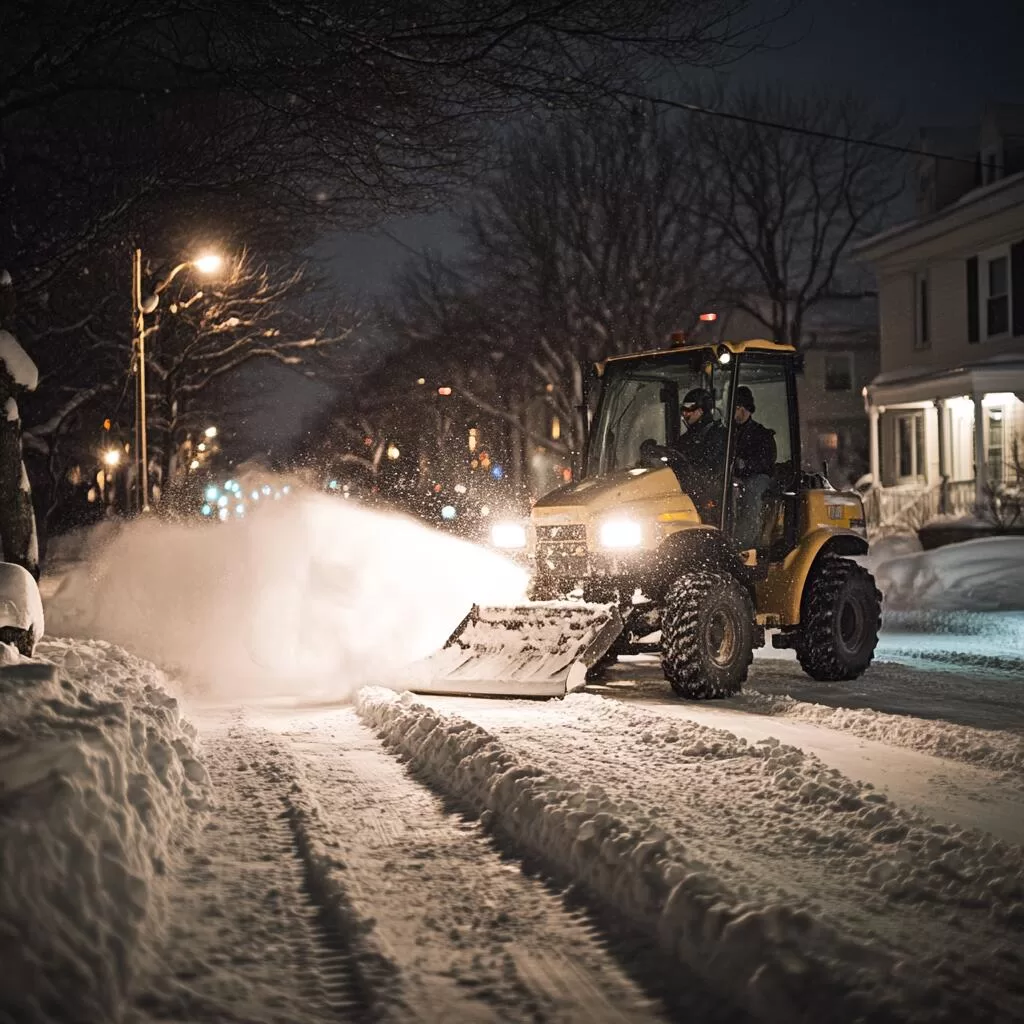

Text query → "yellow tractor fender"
[756,528,868,626]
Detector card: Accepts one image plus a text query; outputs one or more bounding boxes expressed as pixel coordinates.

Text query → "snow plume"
[0,639,209,1023]
[44,486,528,701]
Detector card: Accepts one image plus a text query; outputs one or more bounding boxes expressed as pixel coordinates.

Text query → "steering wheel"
[639,438,669,468]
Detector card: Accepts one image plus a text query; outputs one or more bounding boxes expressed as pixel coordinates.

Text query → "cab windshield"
[585,350,732,478]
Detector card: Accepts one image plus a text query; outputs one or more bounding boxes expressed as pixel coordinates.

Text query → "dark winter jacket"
[733,419,776,479]
[669,416,726,520]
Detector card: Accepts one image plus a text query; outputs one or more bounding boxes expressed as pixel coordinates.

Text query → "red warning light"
[699,312,718,322]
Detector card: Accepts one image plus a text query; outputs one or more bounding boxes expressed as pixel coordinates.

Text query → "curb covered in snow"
[0,639,210,1023]
[354,687,957,1024]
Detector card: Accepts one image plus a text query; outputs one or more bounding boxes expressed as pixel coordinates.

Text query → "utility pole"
[132,247,150,511]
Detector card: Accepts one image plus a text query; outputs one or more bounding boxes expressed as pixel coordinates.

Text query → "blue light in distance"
[490,464,504,480]
[201,504,212,516]
[441,505,457,520]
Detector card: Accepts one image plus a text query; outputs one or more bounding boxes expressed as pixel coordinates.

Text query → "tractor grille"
[535,524,589,576]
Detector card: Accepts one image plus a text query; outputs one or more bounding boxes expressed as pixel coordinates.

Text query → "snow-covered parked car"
[0,561,44,656]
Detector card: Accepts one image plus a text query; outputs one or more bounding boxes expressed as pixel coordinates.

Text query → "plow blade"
[406,601,624,698]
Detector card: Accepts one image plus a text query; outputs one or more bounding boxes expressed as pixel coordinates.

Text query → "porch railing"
[862,479,976,534]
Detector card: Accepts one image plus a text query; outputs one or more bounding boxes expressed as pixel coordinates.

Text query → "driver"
[663,388,726,522]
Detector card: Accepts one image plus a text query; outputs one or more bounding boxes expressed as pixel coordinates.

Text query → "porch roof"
[866,355,1024,406]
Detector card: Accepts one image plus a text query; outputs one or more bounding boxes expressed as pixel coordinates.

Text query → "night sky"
[322,0,1024,295]
[245,0,1024,455]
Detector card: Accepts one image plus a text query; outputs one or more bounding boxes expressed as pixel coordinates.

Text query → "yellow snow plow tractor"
[412,338,881,699]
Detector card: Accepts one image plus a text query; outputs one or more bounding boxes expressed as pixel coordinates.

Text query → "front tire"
[661,572,754,698]
[796,555,881,681]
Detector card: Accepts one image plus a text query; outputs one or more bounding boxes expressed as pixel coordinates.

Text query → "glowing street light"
[204,425,218,439]
[193,253,224,276]
[132,248,226,511]
[386,444,400,460]
[102,448,121,468]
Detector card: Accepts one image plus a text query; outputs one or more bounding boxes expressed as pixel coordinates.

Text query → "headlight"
[599,518,643,549]
[490,522,528,549]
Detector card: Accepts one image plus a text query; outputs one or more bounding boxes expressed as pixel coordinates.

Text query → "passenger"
[732,386,777,548]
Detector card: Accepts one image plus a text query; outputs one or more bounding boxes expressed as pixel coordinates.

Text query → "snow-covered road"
[23,513,1024,1023]
[130,706,681,1024]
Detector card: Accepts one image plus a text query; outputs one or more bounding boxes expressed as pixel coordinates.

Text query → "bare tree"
[686,85,905,344]
[143,251,357,489]
[390,105,734,469]
[2,0,782,539]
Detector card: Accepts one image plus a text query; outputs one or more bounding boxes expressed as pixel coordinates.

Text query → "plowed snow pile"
[0,639,209,1023]
[357,687,1024,1024]
[44,487,526,700]
[868,535,1024,612]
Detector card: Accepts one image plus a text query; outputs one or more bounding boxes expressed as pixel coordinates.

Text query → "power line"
[621,90,980,167]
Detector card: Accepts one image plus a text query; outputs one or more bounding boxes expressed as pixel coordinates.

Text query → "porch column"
[868,404,880,486]
[934,399,948,514]
[973,395,987,510]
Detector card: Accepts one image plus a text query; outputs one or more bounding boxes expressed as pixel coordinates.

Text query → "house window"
[896,412,926,480]
[987,408,1004,483]
[819,431,839,451]
[987,254,1010,336]
[824,353,852,391]
[915,272,930,348]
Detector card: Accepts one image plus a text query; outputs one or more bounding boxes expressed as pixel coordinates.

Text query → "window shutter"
[966,256,979,344]
[1012,240,1024,337]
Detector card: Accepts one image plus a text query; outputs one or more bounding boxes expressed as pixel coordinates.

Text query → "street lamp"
[132,248,224,511]
[102,448,121,468]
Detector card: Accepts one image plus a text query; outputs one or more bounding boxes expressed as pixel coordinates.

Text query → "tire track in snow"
[250,704,678,1024]
[132,714,382,1024]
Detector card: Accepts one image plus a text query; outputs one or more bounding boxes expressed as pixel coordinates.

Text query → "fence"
[863,479,976,535]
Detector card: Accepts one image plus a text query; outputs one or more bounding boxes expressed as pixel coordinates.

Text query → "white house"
[853,104,1024,528]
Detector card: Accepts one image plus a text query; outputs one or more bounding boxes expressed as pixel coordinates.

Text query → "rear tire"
[796,555,881,681]
[661,572,754,698]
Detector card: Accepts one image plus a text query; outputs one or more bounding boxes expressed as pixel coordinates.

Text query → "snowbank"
[0,639,209,1023]
[44,487,527,701]
[868,536,1024,612]
[356,688,1024,1023]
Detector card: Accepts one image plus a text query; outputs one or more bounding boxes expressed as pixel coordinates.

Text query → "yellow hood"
[532,467,699,530]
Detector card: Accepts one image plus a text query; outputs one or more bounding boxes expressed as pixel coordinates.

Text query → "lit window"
[819,432,839,451]
[896,412,926,480]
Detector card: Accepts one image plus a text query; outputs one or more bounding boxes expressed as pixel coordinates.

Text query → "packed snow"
[0,639,209,1023]
[0,328,40,390]
[358,687,1024,1023]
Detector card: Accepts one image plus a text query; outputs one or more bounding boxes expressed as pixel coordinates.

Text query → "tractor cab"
[586,339,802,566]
